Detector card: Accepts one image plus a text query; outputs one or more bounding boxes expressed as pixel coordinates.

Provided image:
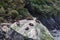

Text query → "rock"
[0,28,6,40]
[7,29,25,40]
[11,19,54,40]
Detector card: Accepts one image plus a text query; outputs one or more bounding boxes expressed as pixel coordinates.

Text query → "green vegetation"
[0,0,60,23]
[0,0,33,23]
[30,0,60,17]
[0,0,55,40]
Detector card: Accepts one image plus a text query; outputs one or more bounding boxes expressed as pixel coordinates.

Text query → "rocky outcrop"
[10,18,54,40]
[0,18,54,40]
